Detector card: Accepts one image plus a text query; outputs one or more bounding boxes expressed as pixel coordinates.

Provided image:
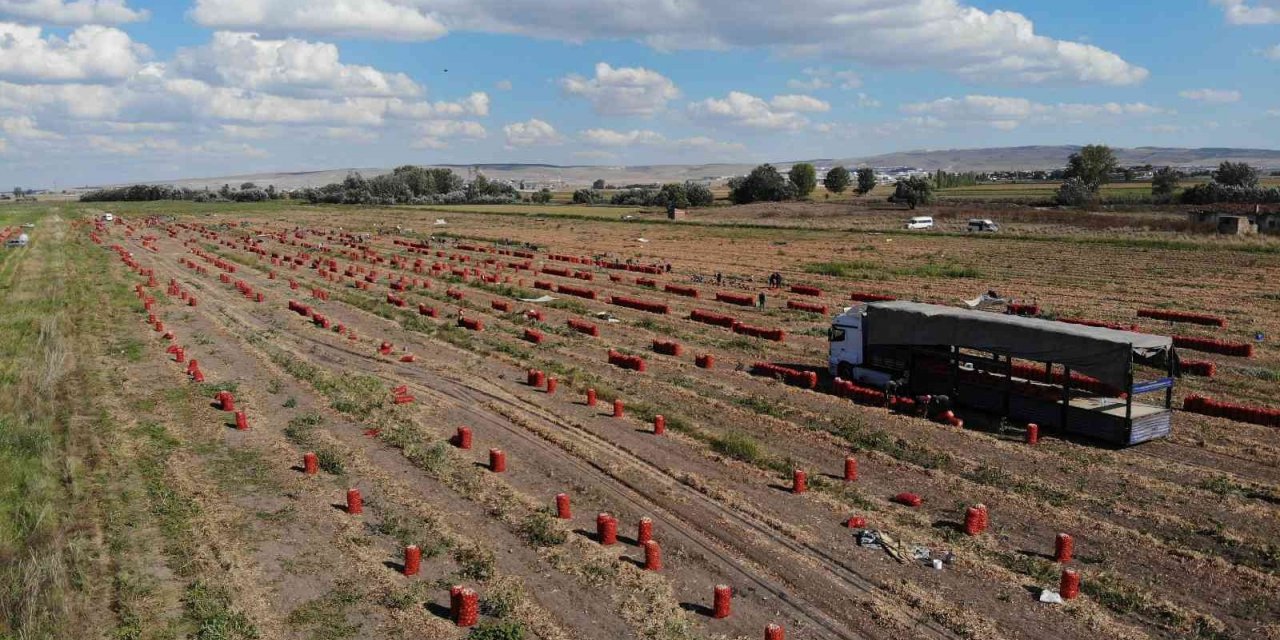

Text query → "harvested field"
[6,199,1280,640]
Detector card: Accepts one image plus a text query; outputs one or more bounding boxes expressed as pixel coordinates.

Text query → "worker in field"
[757,291,766,308]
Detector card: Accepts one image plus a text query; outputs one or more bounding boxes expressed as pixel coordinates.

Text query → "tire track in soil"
[143,230,957,640]
[163,222,1279,638]
[183,230,1218,638]
[124,236,634,640]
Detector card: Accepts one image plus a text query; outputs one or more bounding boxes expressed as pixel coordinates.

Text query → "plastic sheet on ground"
[1039,590,1064,604]
[519,295,556,303]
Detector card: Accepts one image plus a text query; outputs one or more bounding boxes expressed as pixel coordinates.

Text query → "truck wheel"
[837,362,855,381]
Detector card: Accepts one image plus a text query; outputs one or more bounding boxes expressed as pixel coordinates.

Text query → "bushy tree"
[1063,145,1118,190]
[1151,167,1180,202]
[1055,177,1097,207]
[610,188,658,206]
[1180,183,1280,205]
[592,178,606,190]
[823,166,851,194]
[685,181,714,207]
[653,183,689,209]
[730,164,795,204]
[888,176,934,209]
[531,188,553,204]
[788,163,817,198]
[231,188,269,202]
[856,168,877,195]
[1213,161,1259,188]
[572,189,601,204]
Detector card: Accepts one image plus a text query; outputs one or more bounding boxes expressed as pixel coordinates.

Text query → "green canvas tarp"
[863,301,1177,389]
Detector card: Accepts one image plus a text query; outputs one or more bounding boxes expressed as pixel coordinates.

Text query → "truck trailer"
[828,301,1180,446]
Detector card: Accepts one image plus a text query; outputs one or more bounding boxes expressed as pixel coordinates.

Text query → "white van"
[101,213,114,222]
[905,216,934,230]
[967,218,999,232]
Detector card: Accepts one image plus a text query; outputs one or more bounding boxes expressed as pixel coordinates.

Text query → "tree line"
[298,166,521,205]
[1055,145,1278,206]
[725,163,878,204]
[572,181,714,208]
[81,182,283,202]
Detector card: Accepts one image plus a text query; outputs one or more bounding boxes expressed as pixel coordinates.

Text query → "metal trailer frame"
[859,302,1178,446]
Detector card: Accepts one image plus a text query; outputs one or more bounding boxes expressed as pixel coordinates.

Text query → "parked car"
[6,233,29,248]
[905,216,934,230]
[967,218,1000,232]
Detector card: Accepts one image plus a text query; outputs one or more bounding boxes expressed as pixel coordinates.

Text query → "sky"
[0,0,1278,188]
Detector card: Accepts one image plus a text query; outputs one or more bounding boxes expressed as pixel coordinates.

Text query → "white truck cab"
[828,306,894,388]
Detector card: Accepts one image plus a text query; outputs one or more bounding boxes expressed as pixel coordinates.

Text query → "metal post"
[1125,367,1134,422]
[950,346,959,397]
[1003,354,1012,418]
[1165,356,1174,409]
[1061,366,1071,431]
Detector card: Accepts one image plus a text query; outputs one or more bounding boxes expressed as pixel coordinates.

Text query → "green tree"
[788,163,817,197]
[823,166,851,194]
[1151,167,1180,202]
[240,182,257,190]
[1063,144,1118,190]
[591,178,606,190]
[1055,177,1096,207]
[1213,161,1259,188]
[856,168,877,195]
[571,189,600,204]
[888,176,934,209]
[729,164,795,204]
[531,188,552,204]
[654,183,689,208]
[685,181,714,207]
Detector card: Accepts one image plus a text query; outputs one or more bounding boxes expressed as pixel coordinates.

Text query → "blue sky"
[0,0,1278,187]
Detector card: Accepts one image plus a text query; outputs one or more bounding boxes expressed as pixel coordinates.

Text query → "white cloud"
[687,91,814,130]
[0,22,147,82]
[495,79,512,90]
[560,62,679,116]
[855,93,881,108]
[1266,44,1280,59]
[769,94,830,113]
[84,134,268,157]
[787,67,861,90]
[580,128,665,146]
[902,95,1167,129]
[101,121,178,133]
[577,127,744,154]
[0,138,7,152]
[219,124,276,138]
[1179,88,1242,104]
[0,0,148,24]
[503,118,560,147]
[669,135,745,154]
[1213,0,1280,24]
[1268,108,1280,117]
[189,0,446,40]
[413,119,485,148]
[173,31,422,98]
[206,0,1140,86]
[0,115,60,139]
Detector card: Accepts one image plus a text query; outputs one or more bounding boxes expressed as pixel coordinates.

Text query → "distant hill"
[828,146,1280,172]
[86,146,1280,191]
